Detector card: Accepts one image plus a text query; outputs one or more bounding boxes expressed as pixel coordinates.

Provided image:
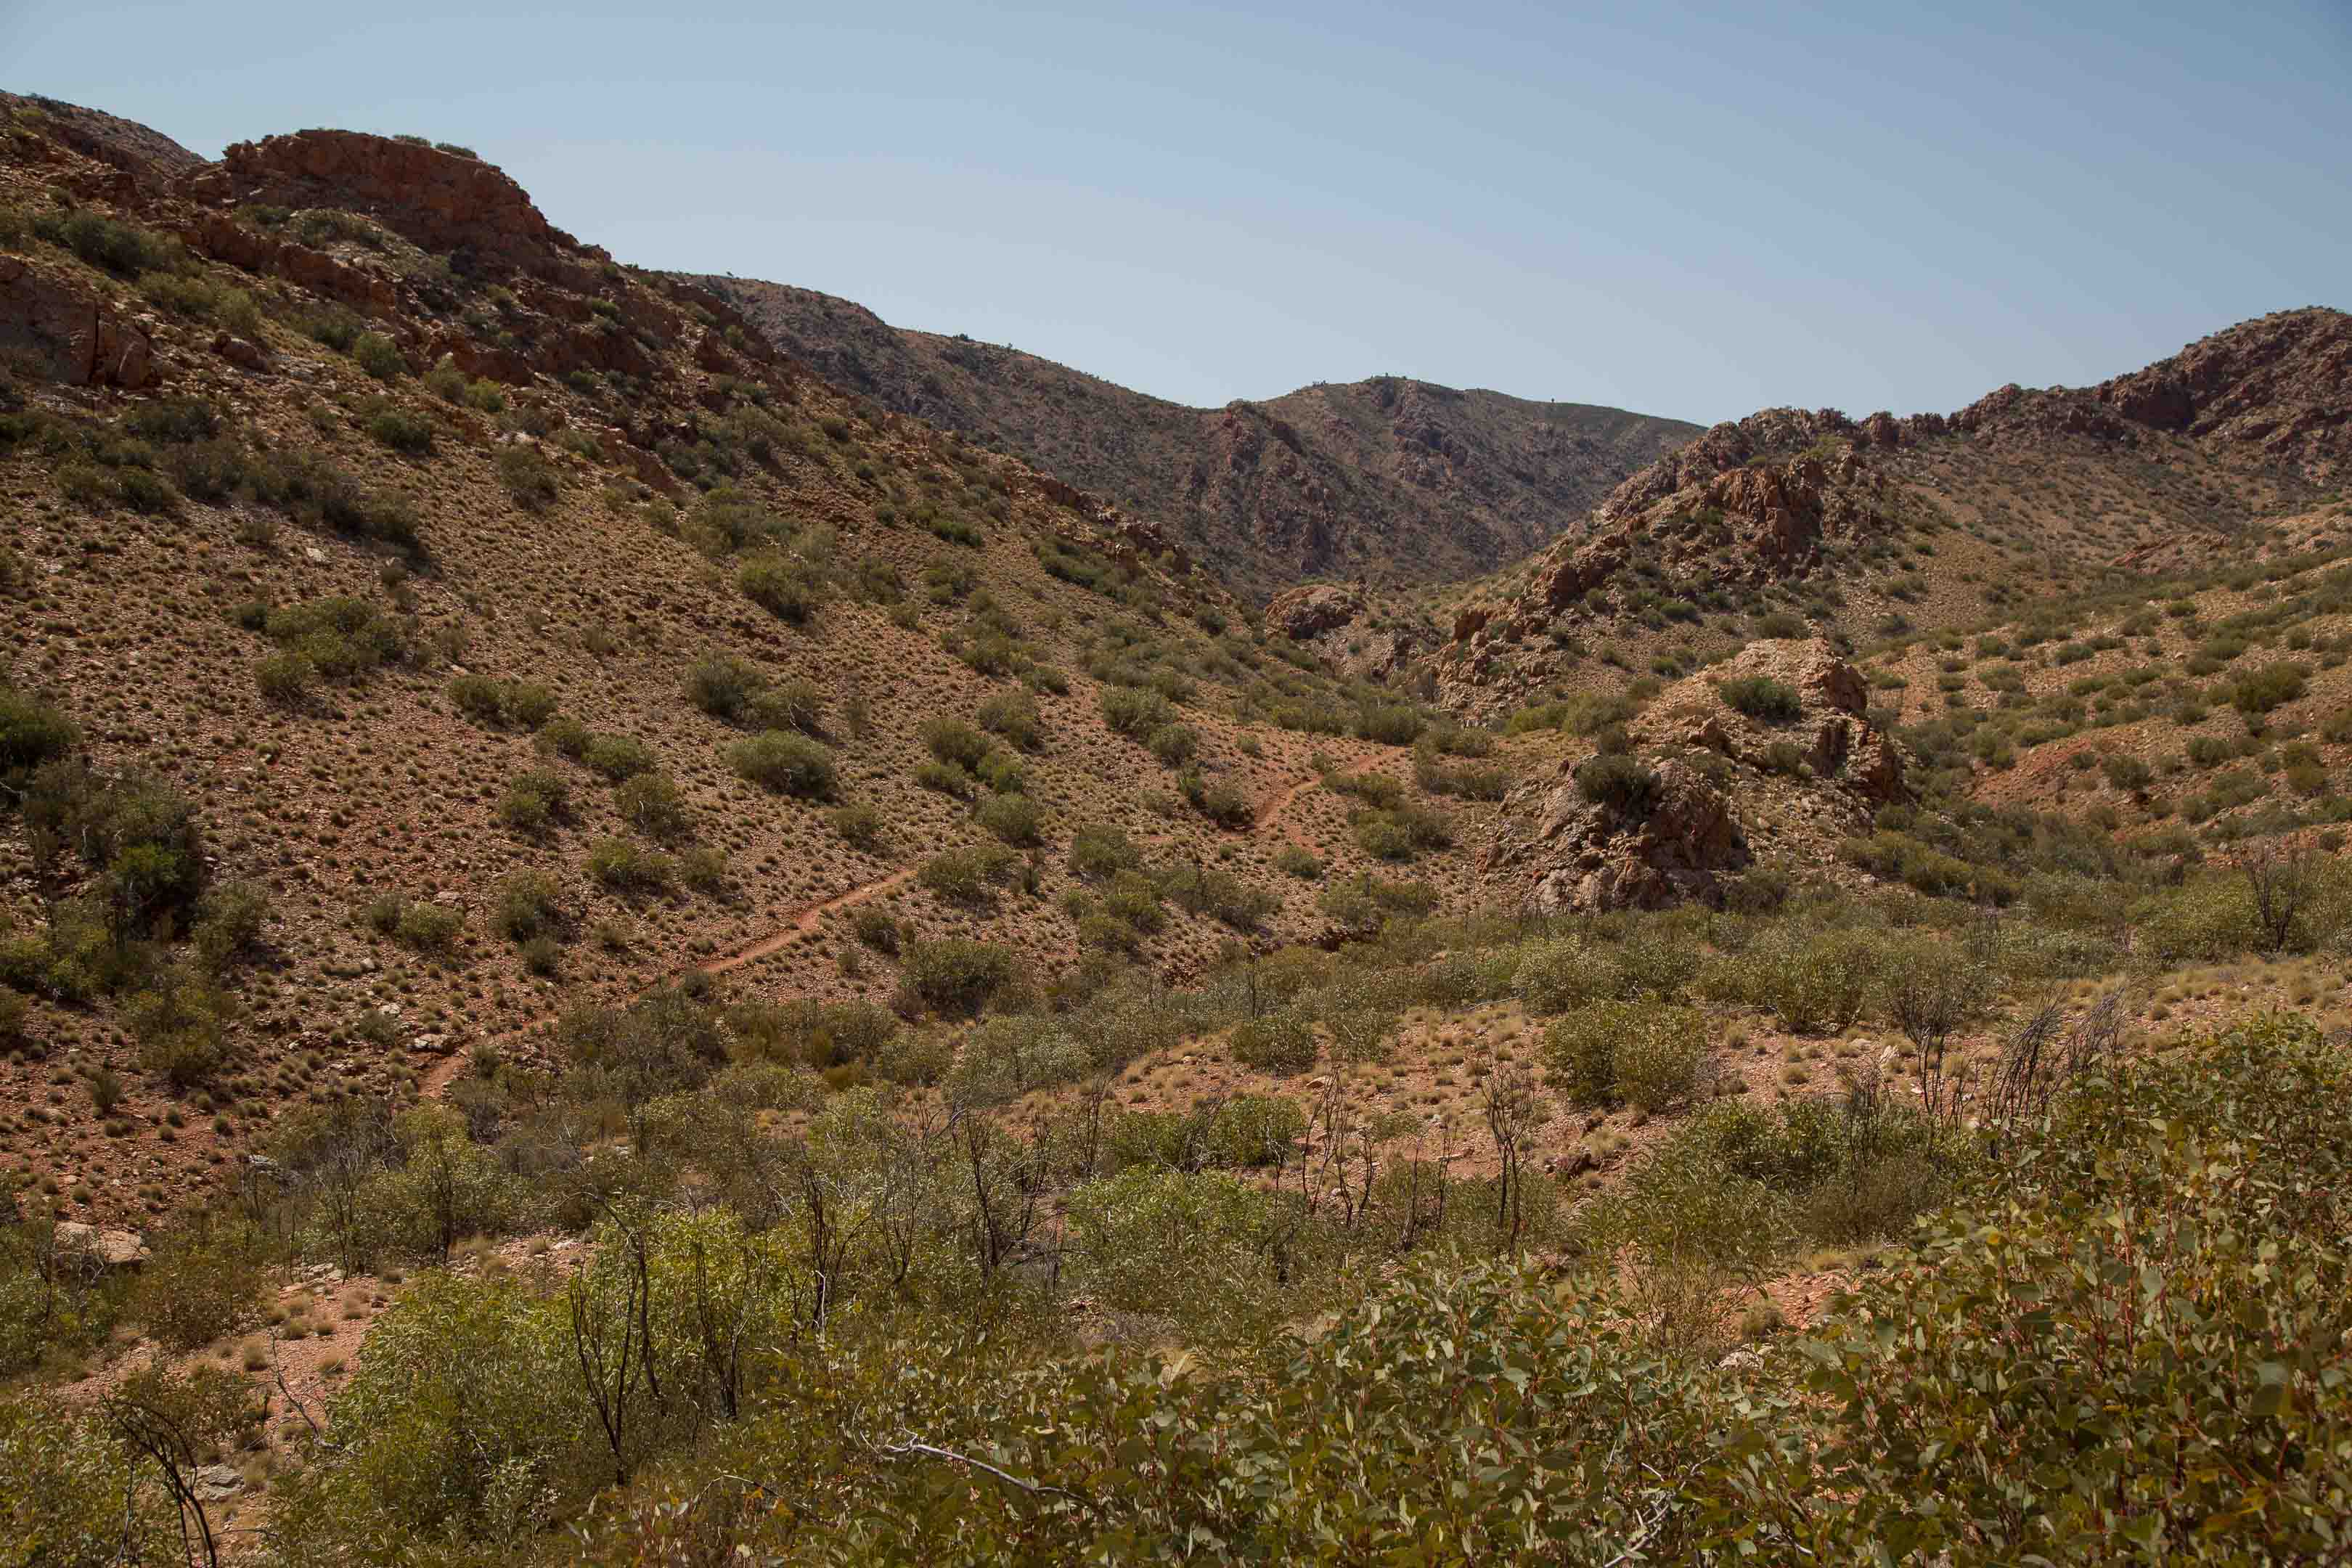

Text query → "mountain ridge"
[695,274,1702,600]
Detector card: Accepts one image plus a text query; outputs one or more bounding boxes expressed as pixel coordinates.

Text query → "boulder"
[53,1220,147,1269]
[1267,581,1364,641]
[212,332,268,371]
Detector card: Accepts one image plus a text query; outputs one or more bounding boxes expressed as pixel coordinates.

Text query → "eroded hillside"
[0,103,1521,1228]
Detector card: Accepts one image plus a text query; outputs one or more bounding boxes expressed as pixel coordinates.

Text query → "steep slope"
[696,277,1701,599]
[0,105,1516,1228]
[1425,310,2349,719]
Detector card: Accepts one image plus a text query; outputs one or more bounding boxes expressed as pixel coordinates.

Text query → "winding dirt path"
[422,867,917,1098]
[425,748,1396,1099]
[1254,746,1395,848]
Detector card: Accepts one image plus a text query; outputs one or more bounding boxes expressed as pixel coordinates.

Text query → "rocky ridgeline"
[1437,307,2351,696]
[1483,640,1908,913]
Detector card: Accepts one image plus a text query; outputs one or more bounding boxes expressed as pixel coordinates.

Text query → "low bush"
[1574,754,1660,814]
[919,845,1021,904]
[739,552,826,624]
[976,792,1044,846]
[1230,1013,1317,1076]
[496,445,558,510]
[832,803,888,852]
[727,730,836,797]
[976,690,1044,751]
[352,332,406,381]
[685,652,767,721]
[746,679,825,735]
[2231,661,2307,716]
[576,733,653,783]
[497,769,572,836]
[489,871,563,942]
[921,719,994,770]
[360,396,433,454]
[1718,675,1802,722]
[615,772,691,839]
[1545,1000,1707,1111]
[898,937,1021,1016]
[587,836,674,893]
[1101,685,1177,738]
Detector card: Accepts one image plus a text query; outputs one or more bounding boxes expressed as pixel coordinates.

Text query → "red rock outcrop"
[1266,582,1363,640]
[215,131,603,279]
[1482,640,1908,914]
[1,256,155,387]
[1490,756,1750,914]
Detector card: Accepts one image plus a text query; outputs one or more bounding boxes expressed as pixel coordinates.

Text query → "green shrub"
[1273,844,1323,880]
[1101,685,1177,738]
[727,730,836,797]
[1160,862,1279,930]
[734,998,901,1069]
[615,772,690,839]
[1545,1000,1707,1112]
[446,674,508,724]
[36,208,181,276]
[746,679,824,735]
[1192,779,1255,828]
[244,449,420,548]
[1352,702,1426,746]
[489,871,563,942]
[1574,754,1660,814]
[133,1232,263,1351]
[121,395,221,444]
[581,733,656,783]
[0,687,77,781]
[976,792,1044,846]
[918,845,1019,904]
[1230,1013,1317,1076]
[1718,676,1802,722]
[128,967,236,1087]
[976,690,1044,751]
[360,396,433,454]
[497,769,571,835]
[1318,872,1438,930]
[587,836,674,893]
[685,651,765,720]
[851,906,900,952]
[921,718,994,770]
[191,881,270,970]
[831,803,887,852]
[739,552,825,623]
[352,332,406,381]
[1725,926,1884,1034]
[2101,753,2154,791]
[1147,724,1199,767]
[495,445,558,510]
[2231,661,2308,716]
[898,937,1020,1016]
[1070,824,1143,879]
[393,902,463,952]
[1513,937,1606,1014]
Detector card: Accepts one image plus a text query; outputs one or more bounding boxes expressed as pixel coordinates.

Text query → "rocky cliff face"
[0,255,155,387]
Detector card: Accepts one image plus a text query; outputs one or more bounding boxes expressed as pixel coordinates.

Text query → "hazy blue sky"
[7,1,2346,423]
